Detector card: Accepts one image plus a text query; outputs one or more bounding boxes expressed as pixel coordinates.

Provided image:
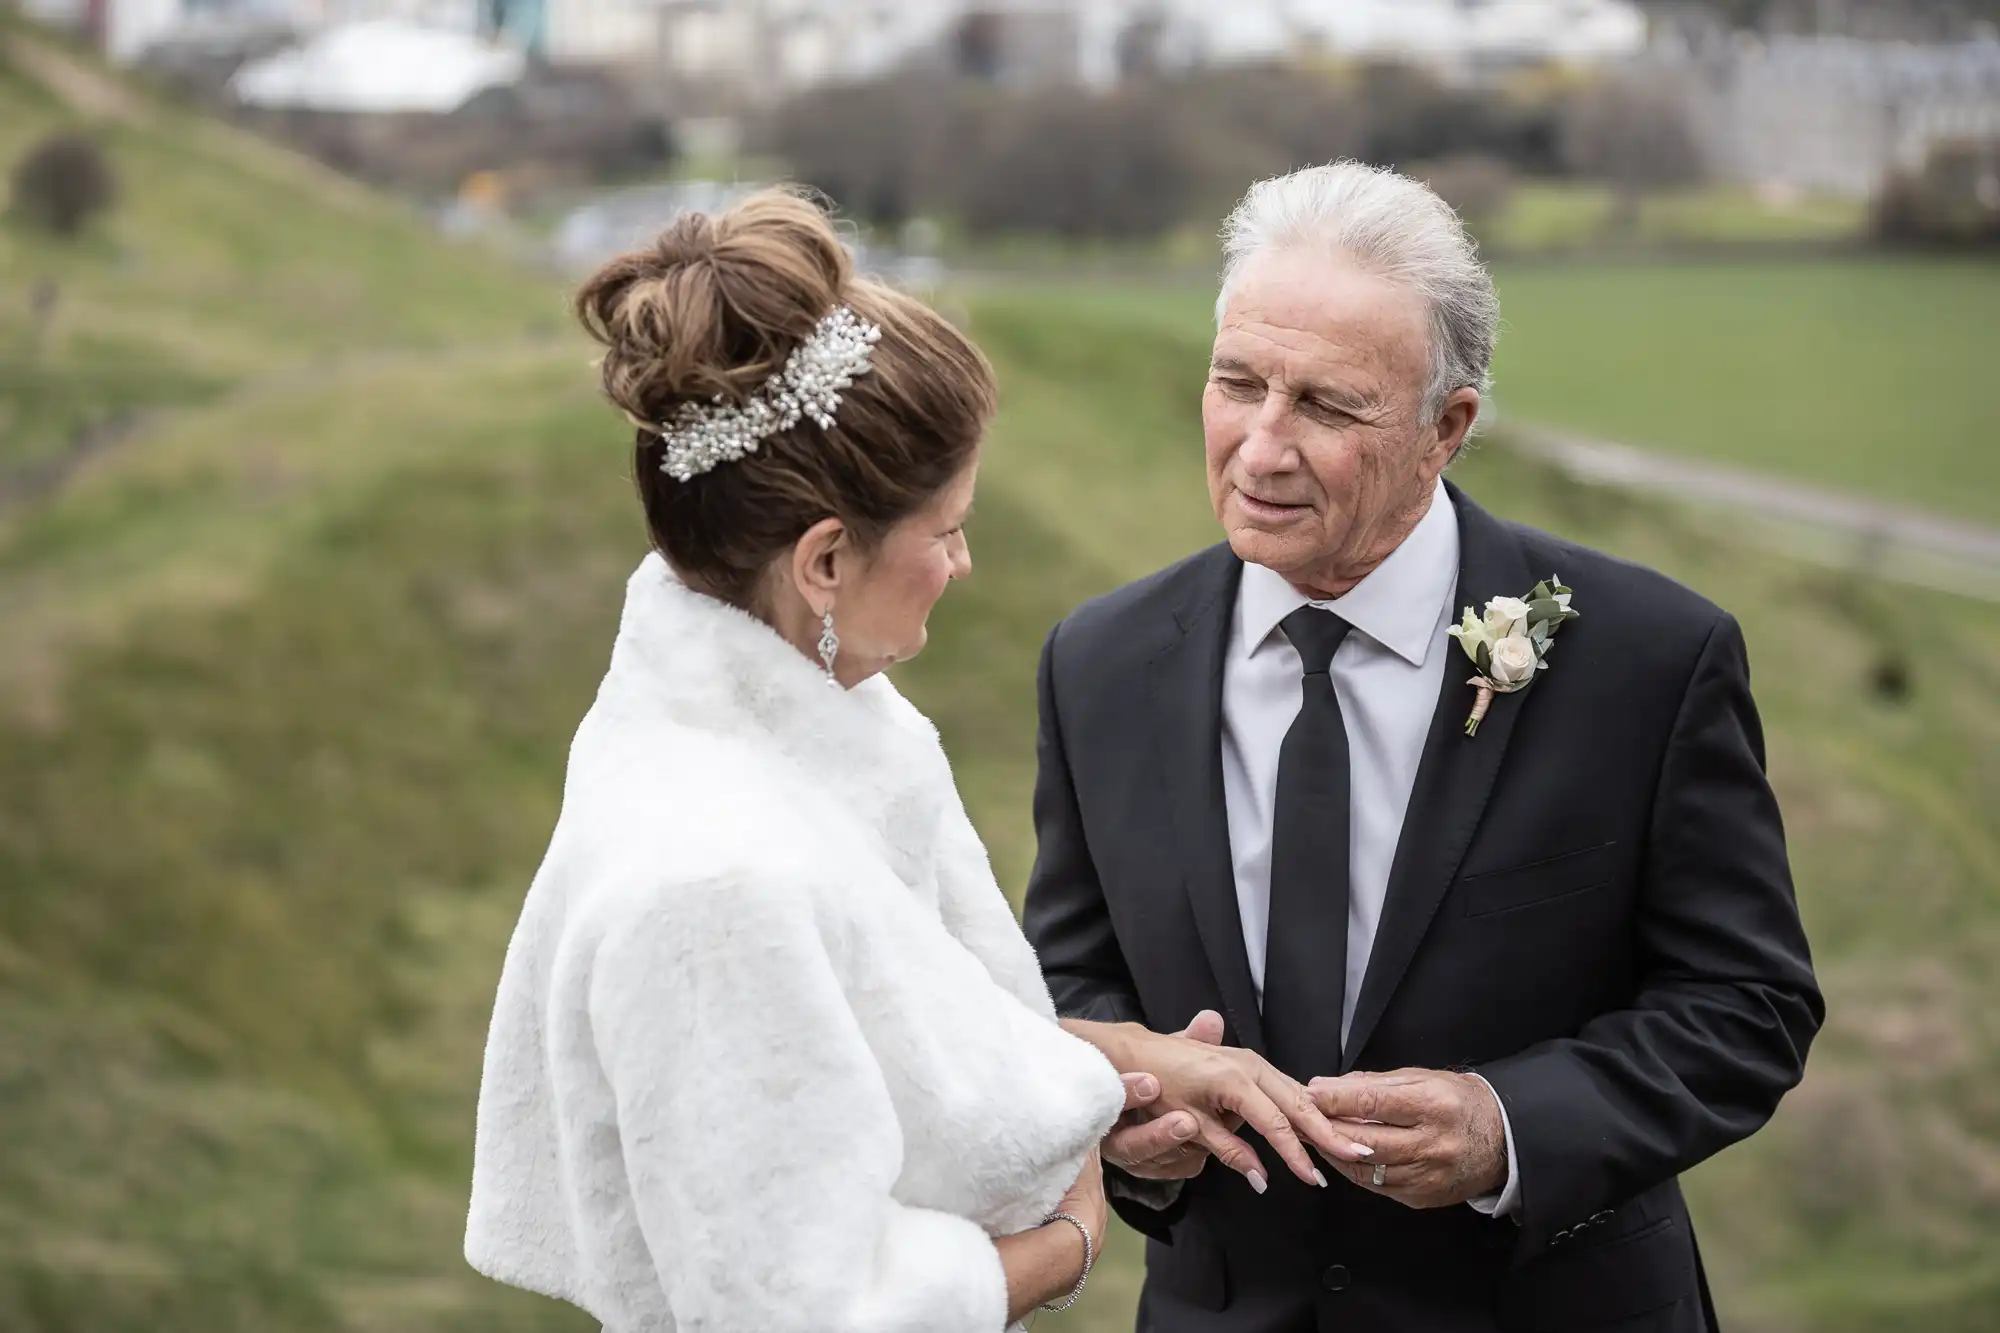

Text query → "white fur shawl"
[465,554,1125,1333]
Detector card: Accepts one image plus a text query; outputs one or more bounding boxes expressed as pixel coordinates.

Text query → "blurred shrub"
[1181,63,1367,170]
[9,131,118,238]
[1412,154,1518,241]
[1871,138,2000,249]
[765,61,1564,240]
[1558,72,1704,229]
[948,87,1203,238]
[765,73,962,229]
[1354,62,1562,176]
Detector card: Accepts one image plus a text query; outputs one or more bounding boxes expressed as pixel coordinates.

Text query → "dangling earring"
[817,605,840,687]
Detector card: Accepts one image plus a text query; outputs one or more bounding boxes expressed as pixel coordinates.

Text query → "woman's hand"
[1057,1145,1109,1247]
[1068,1013,1375,1193]
[996,1149,1108,1322]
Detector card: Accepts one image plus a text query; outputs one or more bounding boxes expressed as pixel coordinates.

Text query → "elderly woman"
[463,189,1365,1333]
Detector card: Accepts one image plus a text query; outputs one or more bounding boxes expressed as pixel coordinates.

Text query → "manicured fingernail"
[1350,1143,1374,1158]
[1135,1075,1158,1099]
[1247,1171,1268,1195]
[1171,1115,1196,1140]
[1312,1169,1329,1188]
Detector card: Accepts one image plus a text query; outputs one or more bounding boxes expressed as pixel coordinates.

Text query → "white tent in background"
[228,19,526,114]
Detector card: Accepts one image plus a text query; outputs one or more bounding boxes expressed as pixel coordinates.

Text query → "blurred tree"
[1354,62,1562,176]
[1871,138,2000,249]
[763,61,1570,241]
[949,85,1215,238]
[767,74,964,229]
[1182,63,1365,171]
[1114,8,1171,81]
[1559,74,1704,232]
[1631,0,2000,37]
[9,131,119,238]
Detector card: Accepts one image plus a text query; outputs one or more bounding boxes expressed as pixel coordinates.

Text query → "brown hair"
[574,187,997,609]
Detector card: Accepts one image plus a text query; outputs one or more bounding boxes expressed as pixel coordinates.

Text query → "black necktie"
[1262,606,1354,1081]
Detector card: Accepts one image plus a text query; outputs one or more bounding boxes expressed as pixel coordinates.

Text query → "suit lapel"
[1146,545,1268,1054]
[1342,487,1535,1070]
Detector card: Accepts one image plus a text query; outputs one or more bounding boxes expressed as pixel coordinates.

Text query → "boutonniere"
[1446,577,1579,737]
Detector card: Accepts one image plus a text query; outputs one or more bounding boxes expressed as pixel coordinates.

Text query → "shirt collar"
[1235,479,1460,669]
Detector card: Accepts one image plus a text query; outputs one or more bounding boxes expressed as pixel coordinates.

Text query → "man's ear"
[1432,387,1481,469]
[790,516,848,614]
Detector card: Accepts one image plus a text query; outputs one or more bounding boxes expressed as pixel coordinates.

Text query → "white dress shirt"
[1219,480,1520,1216]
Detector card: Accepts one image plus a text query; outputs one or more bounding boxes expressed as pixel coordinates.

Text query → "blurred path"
[3,31,141,123]
[1505,423,2000,602]
[5,30,390,216]
[0,336,565,518]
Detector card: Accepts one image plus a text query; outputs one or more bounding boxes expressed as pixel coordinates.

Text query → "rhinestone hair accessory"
[655,304,882,482]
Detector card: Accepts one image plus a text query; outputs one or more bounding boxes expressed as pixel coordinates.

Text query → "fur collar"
[599,553,951,893]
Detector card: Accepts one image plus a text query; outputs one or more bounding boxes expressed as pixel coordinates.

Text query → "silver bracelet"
[1039,1211,1095,1313]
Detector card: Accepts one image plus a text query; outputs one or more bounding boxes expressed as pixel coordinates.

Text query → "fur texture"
[466,555,1125,1333]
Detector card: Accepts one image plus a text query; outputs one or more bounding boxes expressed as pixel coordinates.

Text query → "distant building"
[945,6,1081,86]
[1676,34,2000,198]
[47,0,1653,82]
[1112,0,1648,82]
[541,0,656,66]
[647,0,1647,99]
[229,18,522,111]
[21,0,189,64]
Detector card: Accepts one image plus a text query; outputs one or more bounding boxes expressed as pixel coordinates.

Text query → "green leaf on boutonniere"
[1459,578,1578,738]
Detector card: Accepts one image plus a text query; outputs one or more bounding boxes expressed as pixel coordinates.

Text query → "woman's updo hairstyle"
[574,187,997,609]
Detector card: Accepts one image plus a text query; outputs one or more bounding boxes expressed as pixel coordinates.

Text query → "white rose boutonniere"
[1445,577,1579,736]
[1482,596,1533,640]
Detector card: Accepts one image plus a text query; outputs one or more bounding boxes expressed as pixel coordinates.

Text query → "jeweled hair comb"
[655,304,882,482]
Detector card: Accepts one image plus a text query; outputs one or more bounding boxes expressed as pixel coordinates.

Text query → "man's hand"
[1102,1012,1222,1181]
[1095,1010,1374,1192]
[1309,1068,1508,1210]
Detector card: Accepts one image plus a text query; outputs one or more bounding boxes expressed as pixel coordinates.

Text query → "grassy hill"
[1,26,600,1332]
[4,27,1998,1333]
[1008,260,2000,527]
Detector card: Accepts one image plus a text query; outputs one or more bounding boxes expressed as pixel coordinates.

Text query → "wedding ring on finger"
[1370,1163,1387,1188]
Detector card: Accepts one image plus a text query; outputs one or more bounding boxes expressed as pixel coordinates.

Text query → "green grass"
[1482,181,1865,254]
[0,27,599,1332]
[1489,258,2000,525]
[3,31,1998,1333]
[0,31,564,480]
[976,258,2000,528]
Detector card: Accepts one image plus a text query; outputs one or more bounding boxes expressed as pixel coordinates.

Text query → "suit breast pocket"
[1457,841,1618,918]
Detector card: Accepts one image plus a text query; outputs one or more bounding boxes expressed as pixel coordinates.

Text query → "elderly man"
[1023,163,1822,1332]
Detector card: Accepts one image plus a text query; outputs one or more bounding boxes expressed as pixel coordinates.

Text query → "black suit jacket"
[1023,486,1822,1333]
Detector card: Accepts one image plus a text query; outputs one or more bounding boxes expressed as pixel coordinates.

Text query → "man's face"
[1204,247,1475,594]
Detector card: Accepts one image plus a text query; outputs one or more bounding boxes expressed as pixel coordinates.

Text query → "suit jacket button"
[1320,1264,1351,1292]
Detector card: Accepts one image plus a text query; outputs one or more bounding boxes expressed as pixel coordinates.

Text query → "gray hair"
[1217,162,1499,423]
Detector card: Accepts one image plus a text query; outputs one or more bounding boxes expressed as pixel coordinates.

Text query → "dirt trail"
[1505,423,2000,601]
[4,31,144,122]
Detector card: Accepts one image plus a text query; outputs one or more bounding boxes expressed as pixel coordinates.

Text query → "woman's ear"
[790,516,849,615]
